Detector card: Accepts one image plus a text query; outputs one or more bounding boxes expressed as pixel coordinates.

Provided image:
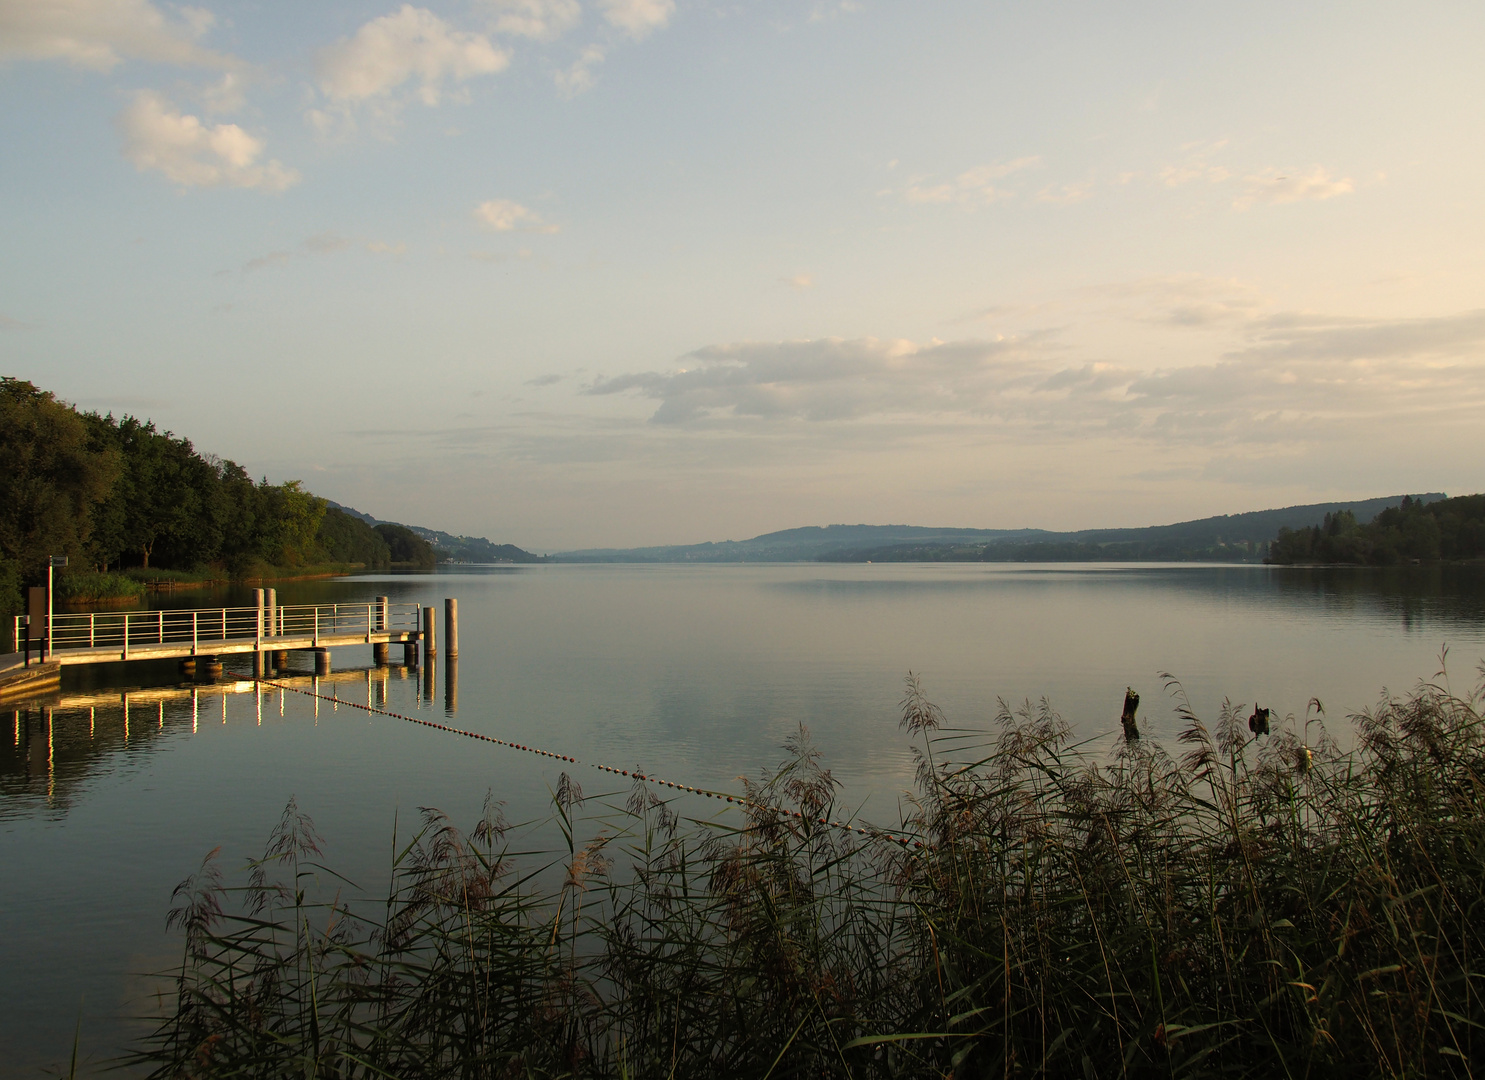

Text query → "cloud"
[483,0,581,40]
[474,198,556,232]
[527,373,564,386]
[1234,166,1353,210]
[0,0,235,70]
[1157,138,1230,187]
[0,313,38,330]
[1035,181,1092,205]
[243,250,292,271]
[579,308,1485,446]
[316,6,508,106]
[784,273,814,290]
[596,0,675,39]
[303,231,352,254]
[118,91,299,190]
[902,157,1041,206]
[555,43,604,96]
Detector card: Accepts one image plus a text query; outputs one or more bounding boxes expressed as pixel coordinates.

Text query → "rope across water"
[245,672,922,848]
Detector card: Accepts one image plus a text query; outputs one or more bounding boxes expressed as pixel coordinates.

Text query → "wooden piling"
[444,598,458,659]
[403,641,418,667]
[376,596,389,632]
[314,648,332,676]
[423,606,437,657]
[372,642,389,666]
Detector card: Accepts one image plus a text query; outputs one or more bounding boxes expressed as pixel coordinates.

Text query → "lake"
[4,561,1485,1075]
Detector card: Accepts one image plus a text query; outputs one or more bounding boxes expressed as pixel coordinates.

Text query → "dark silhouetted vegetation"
[318,508,392,571]
[1269,493,1485,565]
[134,669,1484,1078]
[0,379,375,632]
[374,522,437,570]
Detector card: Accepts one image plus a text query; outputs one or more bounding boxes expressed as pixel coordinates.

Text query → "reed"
[130,665,1485,1078]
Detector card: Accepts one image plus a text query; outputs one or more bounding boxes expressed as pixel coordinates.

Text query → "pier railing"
[44,602,422,658]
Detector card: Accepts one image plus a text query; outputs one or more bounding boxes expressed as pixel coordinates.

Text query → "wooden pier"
[2,595,459,702]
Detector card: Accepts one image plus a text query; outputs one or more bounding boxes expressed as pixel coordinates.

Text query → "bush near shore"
[134,670,1484,1079]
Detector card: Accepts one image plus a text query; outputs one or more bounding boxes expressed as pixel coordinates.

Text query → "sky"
[2,0,1483,551]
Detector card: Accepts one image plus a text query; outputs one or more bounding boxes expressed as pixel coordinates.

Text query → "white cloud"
[118,91,299,190]
[317,6,508,106]
[1234,166,1354,210]
[581,308,1485,445]
[902,157,1041,206]
[474,198,556,232]
[0,0,234,70]
[555,43,605,96]
[483,0,581,40]
[785,273,815,290]
[596,0,674,39]
[1036,181,1092,205]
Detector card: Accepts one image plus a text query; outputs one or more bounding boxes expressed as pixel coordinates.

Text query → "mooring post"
[423,606,437,658]
[266,589,277,638]
[372,642,389,666]
[315,648,332,676]
[254,589,265,674]
[376,596,388,632]
[403,640,418,667]
[444,598,458,659]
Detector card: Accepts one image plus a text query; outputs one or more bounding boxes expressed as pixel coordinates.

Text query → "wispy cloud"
[579,308,1485,448]
[901,157,1042,206]
[0,0,237,71]
[1234,166,1354,210]
[596,0,675,39]
[483,0,581,41]
[474,198,557,232]
[118,91,298,191]
[310,4,508,135]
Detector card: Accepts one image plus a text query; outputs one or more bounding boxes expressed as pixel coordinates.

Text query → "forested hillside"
[1267,493,1485,564]
[0,378,396,620]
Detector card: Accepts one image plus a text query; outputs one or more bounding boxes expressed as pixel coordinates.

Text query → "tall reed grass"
[132,666,1484,1078]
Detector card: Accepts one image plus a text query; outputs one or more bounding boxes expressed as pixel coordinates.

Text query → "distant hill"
[553,494,1448,564]
[326,502,546,564]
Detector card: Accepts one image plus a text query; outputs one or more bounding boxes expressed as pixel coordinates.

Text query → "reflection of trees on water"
[2,667,409,820]
[1184,565,1485,634]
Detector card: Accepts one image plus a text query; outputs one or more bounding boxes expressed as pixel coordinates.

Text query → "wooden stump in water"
[1120,687,1140,741]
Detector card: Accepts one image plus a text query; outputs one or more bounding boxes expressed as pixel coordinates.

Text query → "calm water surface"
[4,562,1485,1074]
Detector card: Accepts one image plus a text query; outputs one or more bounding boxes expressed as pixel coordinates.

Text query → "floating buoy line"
[242,672,923,849]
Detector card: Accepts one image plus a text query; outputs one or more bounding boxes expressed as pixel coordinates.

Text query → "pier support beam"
[314,648,332,676]
[200,656,223,680]
[273,650,289,669]
[444,598,458,659]
[403,641,418,667]
[372,642,389,666]
[178,657,196,677]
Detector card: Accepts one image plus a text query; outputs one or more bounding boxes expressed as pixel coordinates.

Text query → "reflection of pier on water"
[4,661,456,814]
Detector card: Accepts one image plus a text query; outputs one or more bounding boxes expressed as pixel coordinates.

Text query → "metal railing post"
[123,612,130,660]
[158,610,164,645]
[90,613,95,649]
[313,607,319,647]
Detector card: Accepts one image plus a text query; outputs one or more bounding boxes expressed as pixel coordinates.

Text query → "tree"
[0,378,118,580]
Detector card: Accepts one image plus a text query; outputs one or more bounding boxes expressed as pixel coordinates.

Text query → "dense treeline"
[1268,493,1485,565]
[0,378,395,620]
